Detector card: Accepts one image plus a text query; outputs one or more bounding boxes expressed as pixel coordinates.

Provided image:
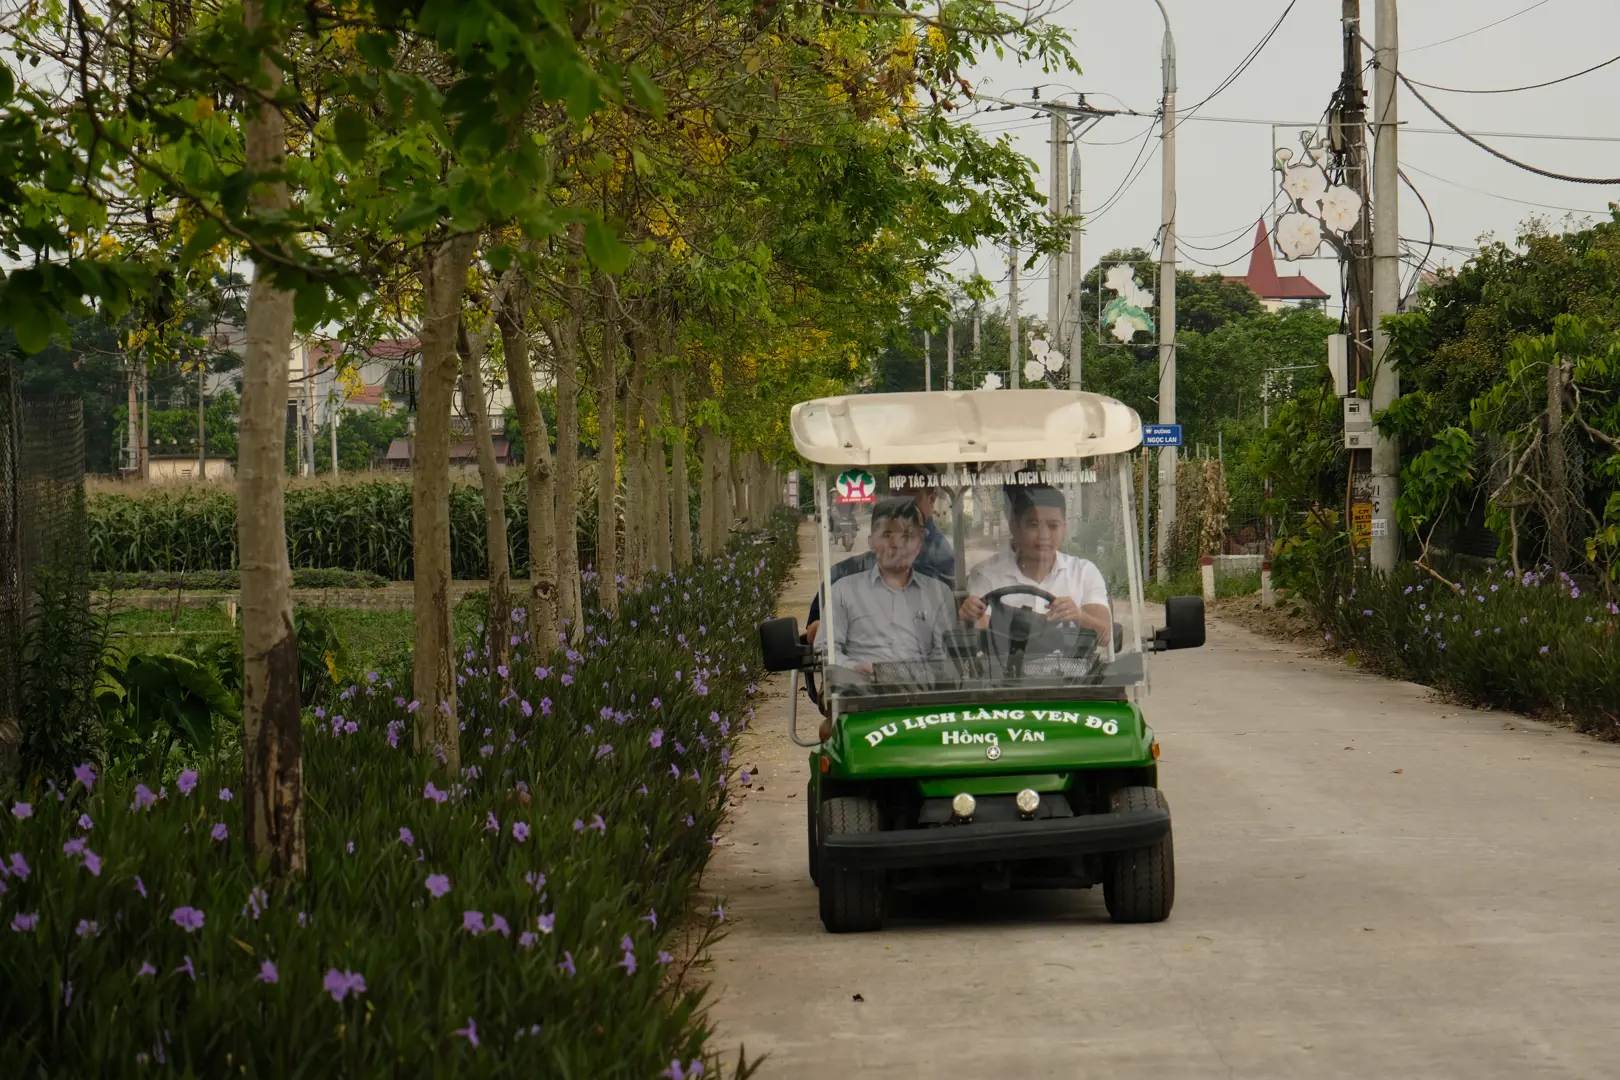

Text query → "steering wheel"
[979,584,1059,617]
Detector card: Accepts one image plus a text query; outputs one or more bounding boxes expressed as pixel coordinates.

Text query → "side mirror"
[758,616,812,672]
[1154,595,1206,651]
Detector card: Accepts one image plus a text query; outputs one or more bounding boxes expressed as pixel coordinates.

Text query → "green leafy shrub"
[0,514,797,1076]
[87,473,602,580]
[92,569,391,591]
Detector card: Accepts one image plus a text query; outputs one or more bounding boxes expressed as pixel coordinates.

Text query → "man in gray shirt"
[825,497,957,674]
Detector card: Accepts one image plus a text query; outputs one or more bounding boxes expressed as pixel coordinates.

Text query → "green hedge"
[1280,539,1620,736]
[0,512,797,1076]
[87,476,601,580]
[92,569,391,592]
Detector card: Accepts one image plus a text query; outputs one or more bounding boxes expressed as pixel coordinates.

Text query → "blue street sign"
[1142,424,1183,448]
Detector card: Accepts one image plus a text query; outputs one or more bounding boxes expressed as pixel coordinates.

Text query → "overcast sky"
[951,0,1620,324]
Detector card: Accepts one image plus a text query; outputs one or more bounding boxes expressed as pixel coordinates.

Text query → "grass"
[1144,568,1261,604]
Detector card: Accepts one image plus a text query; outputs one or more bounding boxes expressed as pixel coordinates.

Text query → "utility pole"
[1370,0,1401,568]
[923,329,932,391]
[946,321,955,390]
[1152,0,1178,582]
[1069,141,1084,390]
[1008,236,1021,388]
[1339,0,1374,378]
[197,359,207,480]
[1048,112,1067,351]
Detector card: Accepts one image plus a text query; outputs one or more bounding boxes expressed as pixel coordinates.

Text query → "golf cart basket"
[784,389,1154,736]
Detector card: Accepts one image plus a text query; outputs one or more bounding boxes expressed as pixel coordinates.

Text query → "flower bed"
[1,515,797,1076]
[1304,562,1620,737]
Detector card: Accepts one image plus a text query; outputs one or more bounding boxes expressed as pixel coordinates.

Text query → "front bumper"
[820,807,1170,871]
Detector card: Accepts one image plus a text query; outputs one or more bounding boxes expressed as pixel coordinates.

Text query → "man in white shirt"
[957,484,1112,636]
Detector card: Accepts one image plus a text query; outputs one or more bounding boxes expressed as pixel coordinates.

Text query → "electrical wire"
[1081,117,1160,223]
[1403,52,1620,95]
[1400,162,1611,215]
[1405,0,1554,54]
[1398,167,1437,298]
[1398,73,1620,185]
[1171,0,1298,128]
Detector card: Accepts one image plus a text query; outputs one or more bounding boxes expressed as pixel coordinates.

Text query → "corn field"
[87,470,601,579]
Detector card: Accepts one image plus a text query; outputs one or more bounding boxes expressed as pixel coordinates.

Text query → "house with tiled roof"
[1225,221,1330,311]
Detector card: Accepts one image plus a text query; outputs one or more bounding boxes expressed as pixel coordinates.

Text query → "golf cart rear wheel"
[806,780,819,885]
[818,797,886,933]
[1103,786,1175,924]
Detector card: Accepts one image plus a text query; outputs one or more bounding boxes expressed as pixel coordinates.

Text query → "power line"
[1403,52,1620,95]
[1400,162,1610,215]
[1082,118,1160,222]
[1172,0,1298,126]
[1398,168,1437,298]
[1398,73,1620,185]
[1405,0,1554,54]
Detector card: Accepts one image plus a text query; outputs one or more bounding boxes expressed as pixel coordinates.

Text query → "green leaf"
[0,62,13,104]
[583,218,631,275]
[333,108,372,162]
[178,218,225,269]
[355,32,395,69]
[627,65,664,119]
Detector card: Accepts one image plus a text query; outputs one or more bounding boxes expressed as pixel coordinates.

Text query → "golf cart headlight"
[951,793,976,821]
[1015,788,1041,818]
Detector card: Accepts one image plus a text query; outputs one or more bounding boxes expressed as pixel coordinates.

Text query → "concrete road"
[704,527,1620,1078]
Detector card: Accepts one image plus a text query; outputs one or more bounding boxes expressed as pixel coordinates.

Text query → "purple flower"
[243,886,268,920]
[399,827,415,847]
[75,919,98,938]
[491,914,510,937]
[426,874,451,899]
[82,849,101,876]
[619,948,637,975]
[1540,645,1550,654]
[519,931,538,948]
[658,951,674,965]
[73,763,97,790]
[424,782,448,804]
[134,875,147,898]
[257,960,279,984]
[76,812,93,831]
[664,1059,705,1080]
[455,1017,480,1047]
[345,840,355,854]
[175,956,196,981]
[63,837,85,857]
[8,852,31,880]
[558,951,576,977]
[538,913,556,934]
[171,906,205,932]
[643,909,658,929]
[525,871,546,893]
[589,814,606,833]
[211,823,228,841]
[485,811,500,833]
[218,788,233,802]
[479,744,494,758]
[462,910,486,934]
[713,904,725,923]
[10,802,31,819]
[573,819,584,832]
[520,699,534,718]
[561,674,574,687]
[649,728,664,749]
[136,961,156,977]
[130,785,157,811]
[11,912,38,932]
[323,969,366,1002]
[739,769,751,784]
[176,769,198,796]
[512,821,530,842]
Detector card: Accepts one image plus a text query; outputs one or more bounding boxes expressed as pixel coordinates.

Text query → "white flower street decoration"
[980,372,1003,390]
[1101,264,1156,343]
[1023,338,1067,386]
[1272,130,1363,262]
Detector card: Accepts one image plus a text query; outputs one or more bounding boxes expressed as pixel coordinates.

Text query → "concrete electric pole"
[1048,111,1068,353]
[1069,141,1084,391]
[1152,0,1178,582]
[946,322,955,390]
[1009,237,1021,388]
[1370,0,1401,568]
[924,329,932,391]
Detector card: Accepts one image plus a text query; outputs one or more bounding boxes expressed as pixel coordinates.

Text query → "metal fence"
[0,366,90,774]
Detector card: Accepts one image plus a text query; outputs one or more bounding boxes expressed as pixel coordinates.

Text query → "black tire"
[1103,786,1175,924]
[807,780,820,886]
[818,797,887,933]
[840,534,854,551]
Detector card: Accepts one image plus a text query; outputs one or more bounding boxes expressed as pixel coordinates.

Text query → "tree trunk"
[594,275,620,614]
[622,327,652,592]
[239,0,304,879]
[549,225,585,637]
[720,435,737,537]
[649,383,671,574]
[1545,357,1568,572]
[412,233,476,773]
[670,373,693,567]
[460,315,510,677]
[497,286,558,652]
[699,427,720,558]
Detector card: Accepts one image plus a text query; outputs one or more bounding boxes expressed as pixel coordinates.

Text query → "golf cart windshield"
[814,452,1146,710]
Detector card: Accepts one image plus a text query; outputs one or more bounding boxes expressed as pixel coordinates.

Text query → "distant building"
[384,436,514,472]
[147,455,235,484]
[1226,221,1331,311]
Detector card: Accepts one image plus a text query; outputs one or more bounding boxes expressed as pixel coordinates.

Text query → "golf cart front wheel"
[1103,786,1175,924]
[818,796,886,933]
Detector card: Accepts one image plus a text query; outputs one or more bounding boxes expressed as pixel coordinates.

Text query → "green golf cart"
[757,389,1205,932]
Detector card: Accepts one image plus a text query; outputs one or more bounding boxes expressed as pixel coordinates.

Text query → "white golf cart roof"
[790,389,1142,466]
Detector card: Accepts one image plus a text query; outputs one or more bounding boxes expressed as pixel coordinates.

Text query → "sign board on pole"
[1142,424,1183,448]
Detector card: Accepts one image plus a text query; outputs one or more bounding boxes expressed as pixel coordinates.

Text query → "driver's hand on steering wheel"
[957,595,987,623]
[1045,596,1082,624]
